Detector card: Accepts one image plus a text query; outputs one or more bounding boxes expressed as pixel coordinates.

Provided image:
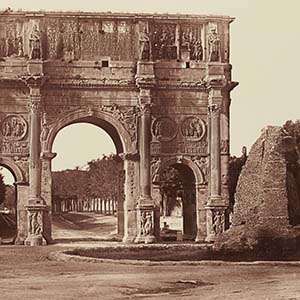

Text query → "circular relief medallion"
[181,117,206,141]
[1,115,28,141]
[152,117,178,142]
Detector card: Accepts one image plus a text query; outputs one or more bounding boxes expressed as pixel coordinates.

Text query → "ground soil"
[1,213,300,300]
[1,245,300,300]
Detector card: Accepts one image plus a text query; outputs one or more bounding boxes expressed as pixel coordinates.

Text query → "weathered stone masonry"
[0,11,237,244]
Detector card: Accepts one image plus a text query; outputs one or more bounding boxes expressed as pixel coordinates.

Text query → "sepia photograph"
[0,0,299,299]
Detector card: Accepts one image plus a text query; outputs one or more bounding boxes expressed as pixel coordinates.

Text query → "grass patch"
[65,246,300,262]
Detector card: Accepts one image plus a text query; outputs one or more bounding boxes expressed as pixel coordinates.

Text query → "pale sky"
[1,0,300,182]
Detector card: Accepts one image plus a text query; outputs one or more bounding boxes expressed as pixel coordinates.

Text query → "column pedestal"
[205,206,226,242]
[24,204,47,246]
[134,205,155,244]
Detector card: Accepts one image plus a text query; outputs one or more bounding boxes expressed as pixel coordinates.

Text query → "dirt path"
[52,212,117,242]
[0,246,300,300]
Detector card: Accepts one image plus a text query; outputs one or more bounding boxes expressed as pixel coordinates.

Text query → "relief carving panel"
[191,156,208,184]
[181,24,203,61]
[1,115,28,141]
[99,104,138,142]
[181,117,206,141]
[152,117,178,142]
[151,23,177,60]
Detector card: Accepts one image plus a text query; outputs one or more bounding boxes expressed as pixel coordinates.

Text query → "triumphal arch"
[0,10,237,245]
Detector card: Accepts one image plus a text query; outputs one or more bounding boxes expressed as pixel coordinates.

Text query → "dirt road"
[1,245,300,300]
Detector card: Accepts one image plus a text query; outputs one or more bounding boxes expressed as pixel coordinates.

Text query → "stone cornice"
[0,10,235,23]
[46,78,136,90]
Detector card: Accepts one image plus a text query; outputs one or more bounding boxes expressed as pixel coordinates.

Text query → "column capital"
[208,103,221,115]
[138,103,152,116]
[19,74,47,92]
[118,151,140,161]
[138,87,153,104]
[27,97,42,114]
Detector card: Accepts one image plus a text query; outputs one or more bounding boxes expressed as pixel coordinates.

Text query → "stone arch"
[44,108,135,155]
[158,156,205,185]
[41,107,136,243]
[154,156,207,241]
[0,157,25,183]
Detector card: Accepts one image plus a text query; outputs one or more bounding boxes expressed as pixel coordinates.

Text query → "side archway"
[0,156,28,245]
[158,157,205,185]
[0,157,26,183]
[154,156,206,241]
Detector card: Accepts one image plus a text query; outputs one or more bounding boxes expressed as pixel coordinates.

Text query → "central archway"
[41,108,136,243]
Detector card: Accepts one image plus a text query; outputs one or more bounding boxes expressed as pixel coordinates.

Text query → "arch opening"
[50,121,124,243]
[0,166,17,244]
[159,163,197,241]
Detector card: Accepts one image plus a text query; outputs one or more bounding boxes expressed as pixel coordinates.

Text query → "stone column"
[209,102,222,201]
[134,49,157,243]
[135,100,156,243]
[206,87,226,242]
[139,103,152,202]
[41,152,57,243]
[21,75,47,246]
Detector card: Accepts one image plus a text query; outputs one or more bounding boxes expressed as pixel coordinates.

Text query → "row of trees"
[52,154,120,214]
[0,173,5,206]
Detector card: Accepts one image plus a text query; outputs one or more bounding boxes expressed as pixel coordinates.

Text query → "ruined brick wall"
[216,125,300,250]
[233,126,294,235]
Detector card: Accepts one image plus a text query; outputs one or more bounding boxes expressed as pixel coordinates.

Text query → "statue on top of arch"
[29,24,41,60]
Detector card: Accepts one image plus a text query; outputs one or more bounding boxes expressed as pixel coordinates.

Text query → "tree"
[0,172,6,206]
[52,154,120,212]
[159,166,183,215]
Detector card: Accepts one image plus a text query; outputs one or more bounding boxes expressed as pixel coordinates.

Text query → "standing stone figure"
[17,36,24,57]
[139,28,150,61]
[151,157,161,183]
[193,39,203,61]
[208,28,220,62]
[29,212,42,235]
[29,24,41,59]
[144,212,153,235]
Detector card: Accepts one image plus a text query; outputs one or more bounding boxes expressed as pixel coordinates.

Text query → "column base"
[134,234,155,244]
[28,196,45,206]
[25,234,47,246]
[122,235,136,244]
[15,236,25,245]
[205,234,217,243]
[137,195,153,206]
[195,234,206,243]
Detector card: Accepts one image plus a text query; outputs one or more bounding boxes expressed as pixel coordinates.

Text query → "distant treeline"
[52,154,121,214]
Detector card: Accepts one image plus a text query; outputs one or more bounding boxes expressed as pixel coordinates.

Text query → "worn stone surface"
[0,10,238,244]
[216,125,300,250]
